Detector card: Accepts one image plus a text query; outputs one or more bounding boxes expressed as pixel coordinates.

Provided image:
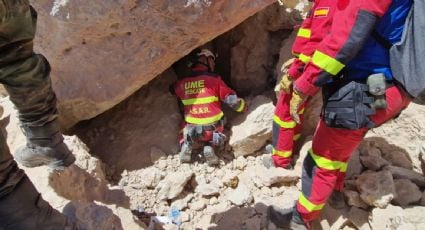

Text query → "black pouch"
[322,81,376,130]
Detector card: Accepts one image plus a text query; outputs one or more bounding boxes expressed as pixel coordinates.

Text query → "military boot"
[203,145,219,166]
[179,142,192,163]
[0,176,77,230]
[267,206,308,230]
[15,119,75,170]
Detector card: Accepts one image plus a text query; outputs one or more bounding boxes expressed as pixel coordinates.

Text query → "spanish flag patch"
[314,7,330,18]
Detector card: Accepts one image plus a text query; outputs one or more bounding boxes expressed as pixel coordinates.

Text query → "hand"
[279,73,293,94]
[289,87,307,124]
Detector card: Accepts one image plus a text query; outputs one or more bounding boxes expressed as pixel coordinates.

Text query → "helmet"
[197,49,216,61]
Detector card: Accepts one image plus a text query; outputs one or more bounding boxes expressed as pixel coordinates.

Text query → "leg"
[0,1,74,170]
[296,85,411,224]
[270,92,306,168]
[0,124,75,229]
[179,125,193,163]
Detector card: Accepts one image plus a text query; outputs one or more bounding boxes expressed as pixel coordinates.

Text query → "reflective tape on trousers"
[185,112,224,125]
[309,148,347,172]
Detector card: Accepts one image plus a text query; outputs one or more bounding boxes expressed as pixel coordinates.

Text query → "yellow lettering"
[185,80,205,90]
[198,80,204,88]
[189,107,211,115]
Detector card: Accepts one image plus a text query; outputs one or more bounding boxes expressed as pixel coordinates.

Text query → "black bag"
[323,81,376,130]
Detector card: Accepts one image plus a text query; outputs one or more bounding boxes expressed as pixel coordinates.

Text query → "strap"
[372,30,392,50]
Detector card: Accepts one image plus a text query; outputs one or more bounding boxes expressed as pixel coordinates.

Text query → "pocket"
[323,82,376,130]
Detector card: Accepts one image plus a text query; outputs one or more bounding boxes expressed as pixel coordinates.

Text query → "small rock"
[356,170,395,208]
[209,197,219,205]
[190,199,207,211]
[344,190,369,209]
[156,171,194,200]
[157,160,167,170]
[226,183,253,206]
[138,168,165,189]
[196,182,221,197]
[392,179,422,207]
[223,174,239,189]
[180,212,190,223]
[348,207,371,230]
[387,165,425,188]
[346,149,364,179]
[234,156,248,170]
[360,154,389,171]
[245,216,261,230]
[170,194,194,211]
[195,214,213,229]
[251,165,299,187]
[384,150,413,170]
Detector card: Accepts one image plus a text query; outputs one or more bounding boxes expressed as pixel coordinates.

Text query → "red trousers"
[272,91,306,168]
[296,85,411,223]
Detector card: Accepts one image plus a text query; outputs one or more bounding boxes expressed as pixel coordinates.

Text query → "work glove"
[289,87,308,124]
[279,73,293,94]
[275,58,295,98]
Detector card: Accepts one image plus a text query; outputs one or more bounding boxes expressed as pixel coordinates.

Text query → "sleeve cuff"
[294,77,320,96]
[287,59,305,79]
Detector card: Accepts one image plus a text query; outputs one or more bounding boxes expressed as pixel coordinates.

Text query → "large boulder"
[75,70,181,175]
[229,95,275,157]
[31,0,283,128]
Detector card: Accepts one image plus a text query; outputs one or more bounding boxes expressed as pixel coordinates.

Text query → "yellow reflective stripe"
[299,53,311,64]
[185,112,224,125]
[293,134,301,141]
[309,149,347,172]
[273,115,297,129]
[272,148,292,158]
[312,51,345,75]
[182,96,219,105]
[292,52,300,58]
[236,99,245,112]
[297,28,311,39]
[298,193,325,212]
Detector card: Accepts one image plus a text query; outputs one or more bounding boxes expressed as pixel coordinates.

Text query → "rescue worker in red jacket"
[267,0,337,169]
[268,0,413,229]
[173,49,246,166]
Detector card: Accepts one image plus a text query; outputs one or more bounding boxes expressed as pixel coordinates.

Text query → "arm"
[294,0,393,96]
[287,3,315,79]
[217,79,246,112]
[289,0,337,79]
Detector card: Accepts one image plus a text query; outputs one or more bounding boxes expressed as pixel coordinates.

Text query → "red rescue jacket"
[174,66,245,125]
[295,0,397,96]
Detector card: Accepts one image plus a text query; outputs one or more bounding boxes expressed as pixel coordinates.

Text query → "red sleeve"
[291,5,314,57]
[217,78,236,101]
[295,0,393,96]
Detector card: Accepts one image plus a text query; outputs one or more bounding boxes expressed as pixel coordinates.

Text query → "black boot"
[0,176,77,229]
[15,119,75,170]
[267,206,308,230]
[328,190,347,209]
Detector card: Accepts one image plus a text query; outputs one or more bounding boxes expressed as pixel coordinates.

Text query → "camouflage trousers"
[0,0,60,219]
